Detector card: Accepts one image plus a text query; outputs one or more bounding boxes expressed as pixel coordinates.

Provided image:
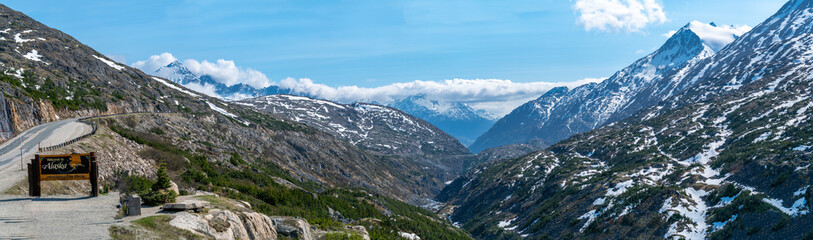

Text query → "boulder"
[349,226,371,240]
[169,180,180,195]
[241,212,277,240]
[163,200,209,212]
[169,210,278,240]
[125,195,141,216]
[270,216,314,240]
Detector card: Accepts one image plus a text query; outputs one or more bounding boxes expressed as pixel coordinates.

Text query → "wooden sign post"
[28,152,98,197]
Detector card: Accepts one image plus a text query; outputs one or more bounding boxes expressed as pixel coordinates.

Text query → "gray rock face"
[103,111,449,202]
[270,216,314,240]
[169,209,278,240]
[464,143,544,170]
[238,95,469,158]
[0,3,216,141]
[162,201,209,212]
[236,94,474,187]
[240,212,278,240]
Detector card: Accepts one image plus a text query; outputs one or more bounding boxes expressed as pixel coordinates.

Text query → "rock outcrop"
[170,209,277,240]
[270,216,313,240]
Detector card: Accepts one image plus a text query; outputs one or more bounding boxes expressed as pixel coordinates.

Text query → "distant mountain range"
[389,94,497,146]
[151,61,500,147]
[235,94,475,196]
[236,94,470,160]
[469,21,750,153]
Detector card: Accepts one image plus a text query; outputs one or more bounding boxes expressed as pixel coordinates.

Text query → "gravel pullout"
[0,193,120,239]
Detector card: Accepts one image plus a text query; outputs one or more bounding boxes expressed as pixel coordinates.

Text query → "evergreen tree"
[153,164,172,190]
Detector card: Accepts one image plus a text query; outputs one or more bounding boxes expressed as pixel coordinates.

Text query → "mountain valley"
[0,0,812,239]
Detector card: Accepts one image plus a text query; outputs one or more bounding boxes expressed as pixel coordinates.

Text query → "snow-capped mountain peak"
[389,94,498,146]
[685,20,752,52]
[470,21,748,153]
[154,60,198,85]
[393,94,497,121]
[149,61,289,100]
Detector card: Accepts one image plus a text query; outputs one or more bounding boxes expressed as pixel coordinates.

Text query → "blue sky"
[2,0,788,114]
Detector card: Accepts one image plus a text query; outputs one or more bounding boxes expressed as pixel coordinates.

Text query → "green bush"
[322,233,364,240]
[149,127,165,135]
[803,228,813,240]
[772,215,790,231]
[141,165,177,205]
[115,166,176,206]
[142,190,177,206]
[229,153,246,166]
[119,175,154,194]
[309,218,343,229]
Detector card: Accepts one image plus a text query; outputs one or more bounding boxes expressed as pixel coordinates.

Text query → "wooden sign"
[38,153,91,181]
[29,152,98,197]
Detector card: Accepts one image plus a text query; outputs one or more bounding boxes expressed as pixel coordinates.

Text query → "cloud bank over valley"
[133,52,603,116]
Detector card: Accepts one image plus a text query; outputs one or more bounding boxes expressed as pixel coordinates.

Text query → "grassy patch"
[110,216,203,240]
[322,232,365,240]
[193,195,247,212]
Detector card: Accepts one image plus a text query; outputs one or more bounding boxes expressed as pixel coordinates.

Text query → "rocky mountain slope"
[469,21,750,153]
[0,1,463,202]
[439,0,813,239]
[92,113,470,240]
[0,4,471,239]
[389,94,497,146]
[156,60,499,148]
[237,94,472,178]
[0,5,219,141]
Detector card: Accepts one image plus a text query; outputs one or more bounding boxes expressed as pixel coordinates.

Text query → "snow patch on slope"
[93,55,125,71]
[13,33,34,43]
[207,101,249,126]
[764,198,810,217]
[152,77,200,97]
[661,187,710,240]
[22,49,44,63]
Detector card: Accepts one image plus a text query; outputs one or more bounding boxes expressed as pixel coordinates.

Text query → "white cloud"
[184,82,221,98]
[132,52,603,116]
[279,77,604,116]
[131,52,178,73]
[132,53,273,89]
[662,30,678,38]
[573,0,668,32]
[183,59,272,89]
[684,21,752,51]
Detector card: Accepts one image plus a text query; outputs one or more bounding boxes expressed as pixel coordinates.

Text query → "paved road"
[0,119,118,239]
[0,119,91,192]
